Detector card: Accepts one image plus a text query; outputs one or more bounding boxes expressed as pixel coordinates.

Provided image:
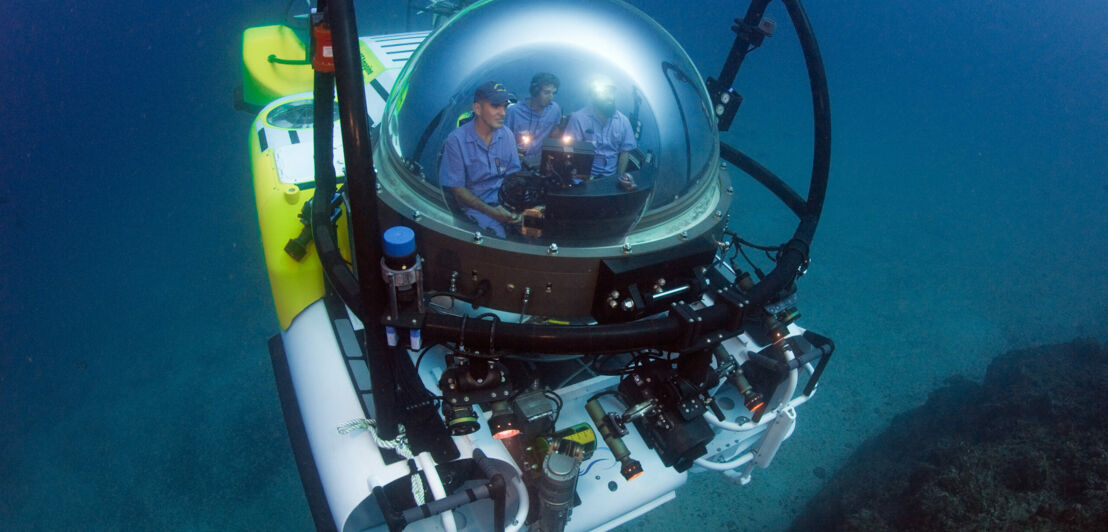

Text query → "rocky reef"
[790,339,1108,531]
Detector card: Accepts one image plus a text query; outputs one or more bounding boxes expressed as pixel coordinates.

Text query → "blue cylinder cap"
[382,226,416,258]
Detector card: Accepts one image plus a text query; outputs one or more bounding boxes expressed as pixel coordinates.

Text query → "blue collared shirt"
[439,120,521,237]
[564,105,637,176]
[505,100,562,159]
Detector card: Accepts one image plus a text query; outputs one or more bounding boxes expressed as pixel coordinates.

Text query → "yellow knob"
[284,185,300,203]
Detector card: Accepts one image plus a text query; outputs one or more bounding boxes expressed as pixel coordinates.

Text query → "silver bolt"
[622,240,632,254]
[714,210,723,219]
[473,231,483,243]
[548,243,559,255]
[412,210,422,220]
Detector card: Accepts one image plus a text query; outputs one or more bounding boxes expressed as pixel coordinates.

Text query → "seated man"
[563,79,637,179]
[439,81,522,238]
[505,72,562,161]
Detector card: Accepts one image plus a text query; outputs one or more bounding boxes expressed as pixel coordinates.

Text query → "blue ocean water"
[1,1,1104,530]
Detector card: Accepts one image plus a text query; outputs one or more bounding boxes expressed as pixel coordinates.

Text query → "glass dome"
[378,0,720,246]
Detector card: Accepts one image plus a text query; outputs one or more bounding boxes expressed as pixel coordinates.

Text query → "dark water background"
[2,0,1105,529]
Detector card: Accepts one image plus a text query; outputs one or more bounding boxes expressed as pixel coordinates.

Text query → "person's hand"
[618,172,637,191]
[493,205,520,224]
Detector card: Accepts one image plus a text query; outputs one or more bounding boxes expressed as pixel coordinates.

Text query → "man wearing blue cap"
[440,81,522,238]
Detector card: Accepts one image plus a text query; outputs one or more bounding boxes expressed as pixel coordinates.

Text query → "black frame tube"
[720,142,807,218]
[716,0,772,91]
[314,0,402,439]
[784,0,831,224]
[311,71,365,318]
[326,0,385,322]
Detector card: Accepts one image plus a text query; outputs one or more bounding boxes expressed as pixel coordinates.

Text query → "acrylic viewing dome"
[376,0,721,248]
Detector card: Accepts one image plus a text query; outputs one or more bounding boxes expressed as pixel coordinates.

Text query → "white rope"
[336,418,426,504]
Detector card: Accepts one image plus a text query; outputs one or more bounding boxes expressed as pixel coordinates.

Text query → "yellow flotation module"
[245,26,412,327]
[242,25,314,108]
[249,100,354,329]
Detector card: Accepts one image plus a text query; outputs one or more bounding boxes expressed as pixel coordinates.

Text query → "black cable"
[415,344,435,372]
[737,244,764,280]
[587,390,626,406]
[734,235,781,253]
[425,290,475,303]
[593,351,668,376]
[592,355,631,376]
[544,390,563,430]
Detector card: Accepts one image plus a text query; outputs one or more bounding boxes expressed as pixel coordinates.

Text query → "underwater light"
[731,368,767,421]
[489,400,520,439]
[620,457,644,481]
[443,404,480,436]
[589,77,616,98]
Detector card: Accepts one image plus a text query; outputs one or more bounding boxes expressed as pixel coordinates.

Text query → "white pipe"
[416,452,458,532]
[506,476,529,532]
[776,344,799,415]
[703,343,817,432]
[704,393,811,432]
[694,451,754,471]
[751,407,796,469]
[453,438,529,532]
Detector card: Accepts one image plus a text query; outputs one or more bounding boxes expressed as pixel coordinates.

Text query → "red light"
[493,428,520,439]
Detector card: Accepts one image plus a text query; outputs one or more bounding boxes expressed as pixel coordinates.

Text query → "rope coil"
[337,418,426,504]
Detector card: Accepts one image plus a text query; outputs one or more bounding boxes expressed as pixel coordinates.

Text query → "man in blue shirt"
[439,81,522,238]
[505,72,562,161]
[564,80,637,178]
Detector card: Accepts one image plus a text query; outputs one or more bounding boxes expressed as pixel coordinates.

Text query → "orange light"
[492,428,520,439]
[521,134,531,145]
[562,134,573,145]
[626,470,644,481]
